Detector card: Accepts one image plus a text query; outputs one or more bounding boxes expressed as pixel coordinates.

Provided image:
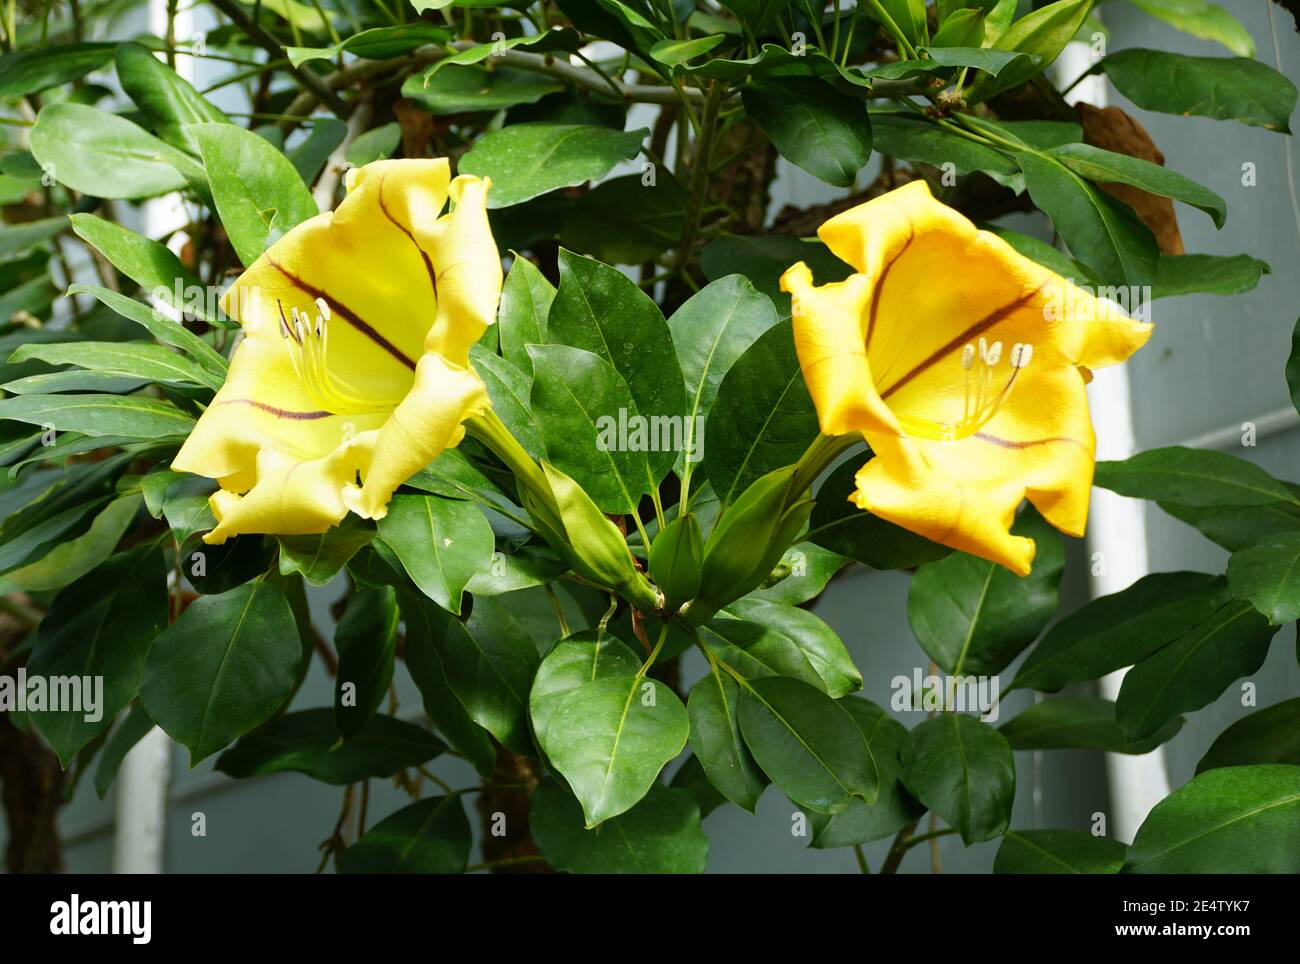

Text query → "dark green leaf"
[337,795,471,874]
[560,173,687,265]
[907,509,1064,676]
[397,588,496,778]
[1000,697,1183,754]
[737,675,877,814]
[531,779,708,873]
[497,254,554,376]
[115,43,228,154]
[215,709,445,784]
[459,123,648,208]
[334,586,399,737]
[27,547,166,765]
[0,393,194,440]
[542,668,689,827]
[900,713,1015,844]
[377,494,495,614]
[704,319,818,507]
[1018,149,1159,285]
[742,76,873,188]
[806,697,923,848]
[1095,446,1296,506]
[1152,253,1270,299]
[1124,765,1300,873]
[1227,532,1300,625]
[700,234,851,309]
[194,123,317,267]
[277,517,375,587]
[994,829,1126,874]
[687,663,767,812]
[1116,599,1278,740]
[1196,699,1300,773]
[401,63,563,116]
[726,597,861,697]
[1047,142,1226,228]
[140,580,302,764]
[0,43,114,97]
[1010,571,1229,693]
[529,629,642,747]
[1101,48,1298,133]
[93,703,157,799]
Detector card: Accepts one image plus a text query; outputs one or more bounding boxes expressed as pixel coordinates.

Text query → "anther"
[315,297,331,321]
[961,344,975,370]
[1011,343,1034,369]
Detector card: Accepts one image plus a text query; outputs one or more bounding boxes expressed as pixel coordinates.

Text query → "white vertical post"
[1053,35,1171,843]
[111,0,195,874]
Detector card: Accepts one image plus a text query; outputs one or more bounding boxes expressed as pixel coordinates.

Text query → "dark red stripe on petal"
[378,172,439,302]
[974,432,1086,452]
[266,255,417,371]
[881,284,1046,400]
[865,229,913,353]
[222,398,335,420]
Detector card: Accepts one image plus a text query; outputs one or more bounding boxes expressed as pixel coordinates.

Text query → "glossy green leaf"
[0,494,140,593]
[334,586,399,737]
[968,0,1092,99]
[742,76,872,189]
[688,663,767,812]
[115,43,228,154]
[416,594,538,755]
[194,123,317,267]
[26,546,166,765]
[1000,697,1184,754]
[1227,531,1300,625]
[337,795,471,874]
[670,274,780,483]
[737,675,877,814]
[726,597,861,698]
[497,254,554,376]
[1046,143,1226,228]
[546,249,686,482]
[377,494,495,614]
[285,22,452,66]
[806,697,924,848]
[215,709,445,784]
[649,34,726,65]
[10,339,221,391]
[900,713,1015,844]
[0,42,114,97]
[749,542,850,605]
[469,346,545,458]
[1197,699,1300,773]
[531,779,708,873]
[1018,149,1159,285]
[527,343,650,513]
[700,234,851,309]
[66,284,228,378]
[529,630,643,748]
[560,173,687,265]
[141,580,302,764]
[994,829,1126,874]
[1095,446,1296,506]
[287,118,346,183]
[397,588,496,778]
[1010,571,1229,693]
[401,63,562,116]
[459,123,648,208]
[1116,599,1278,741]
[704,319,818,507]
[31,103,207,200]
[542,669,689,826]
[1124,765,1300,873]
[1159,490,1300,552]
[277,517,375,587]
[1152,253,1270,299]
[93,703,157,799]
[907,509,1064,677]
[0,393,194,440]
[66,215,219,325]
[870,112,1020,184]
[696,617,823,691]
[1101,48,1297,133]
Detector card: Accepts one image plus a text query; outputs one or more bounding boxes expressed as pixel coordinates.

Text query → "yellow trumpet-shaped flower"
[172,159,503,544]
[781,180,1152,576]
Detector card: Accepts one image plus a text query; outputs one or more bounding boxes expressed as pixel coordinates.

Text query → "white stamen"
[315,297,331,321]
[1011,343,1034,369]
[981,339,1003,366]
[961,344,976,370]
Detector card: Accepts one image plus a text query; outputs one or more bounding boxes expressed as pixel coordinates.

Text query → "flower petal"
[205,445,358,544]
[342,353,490,521]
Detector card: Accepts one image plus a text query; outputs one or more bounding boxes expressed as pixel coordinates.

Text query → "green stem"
[790,432,860,494]
[854,843,871,874]
[544,583,571,637]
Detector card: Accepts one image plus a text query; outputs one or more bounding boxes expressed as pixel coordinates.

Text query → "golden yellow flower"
[781,180,1152,576]
[172,158,502,543]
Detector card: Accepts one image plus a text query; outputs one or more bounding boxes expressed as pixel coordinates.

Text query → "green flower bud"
[521,461,661,613]
[687,466,811,623]
[648,513,704,611]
